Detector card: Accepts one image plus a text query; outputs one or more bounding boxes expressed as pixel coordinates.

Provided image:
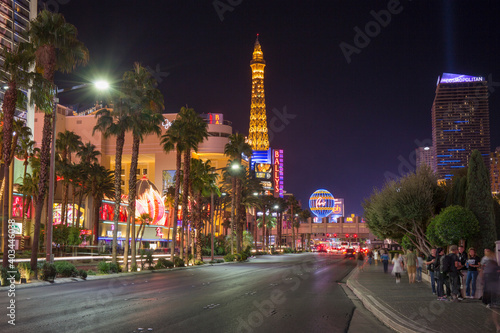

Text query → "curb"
[346,269,440,333]
[0,258,246,290]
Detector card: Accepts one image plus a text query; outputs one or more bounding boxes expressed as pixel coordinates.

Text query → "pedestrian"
[357,251,365,271]
[406,248,417,284]
[425,248,437,295]
[447,245,463,302]
[374,249,379,265]
[436,247,451,300]
[481,248,498,308]
[458,245,468,298]
[381,250,389,273]
[392,253,404,283]
[416,253,424,282]
[465,247,481,299]
[367,250,373,265]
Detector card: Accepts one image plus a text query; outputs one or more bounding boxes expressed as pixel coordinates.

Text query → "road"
[2,253,393,333]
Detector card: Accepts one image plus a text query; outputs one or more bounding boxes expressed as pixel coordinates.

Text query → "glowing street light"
[94,80,110,91]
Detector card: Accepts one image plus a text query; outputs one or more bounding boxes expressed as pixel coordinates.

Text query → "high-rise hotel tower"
[431,73,491,181]
[0,1,37,127]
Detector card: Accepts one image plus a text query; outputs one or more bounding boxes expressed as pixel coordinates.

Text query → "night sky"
[52,0,500,216]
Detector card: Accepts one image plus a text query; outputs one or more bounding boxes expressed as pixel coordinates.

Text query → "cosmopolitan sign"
[273,149,284,198]
[440,73,484,84]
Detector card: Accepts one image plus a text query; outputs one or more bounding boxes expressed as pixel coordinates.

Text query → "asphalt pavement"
[0,253,394,333]
[347,260,500,333]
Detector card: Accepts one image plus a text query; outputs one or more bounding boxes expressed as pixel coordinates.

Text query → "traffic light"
[326,233,330,237]
[345,234,349,238]
[333,233,337,238]
[354,234,358,238]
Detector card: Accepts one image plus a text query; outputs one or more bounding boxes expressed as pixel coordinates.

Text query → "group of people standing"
[425,245,498,305]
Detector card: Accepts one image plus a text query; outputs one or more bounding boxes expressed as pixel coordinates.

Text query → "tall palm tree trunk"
[236,177,243,252]
[195,192,203,261]
[181,149,191,261]
[2,82,16,267]
[128,136,141,269]
[112,132,125,265]
[170,149,182,258]
[31,111,54,272]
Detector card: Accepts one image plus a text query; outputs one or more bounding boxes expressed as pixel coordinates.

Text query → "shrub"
[173,256,185,267]
[97,261,110,274]
[79,269,88,280]
[239,252,248,261]
[130,264,138,272]
[54,261,77,277]
[283,247,293,254]
[17,262,33,282]
[194,259,204,265]
[1,267,19,286]
[109,262,122,273]
[209,259,224,264]
[87,270,97,275]
[224,254,235,262]
[39,263,57,281]
[156,258,174,269]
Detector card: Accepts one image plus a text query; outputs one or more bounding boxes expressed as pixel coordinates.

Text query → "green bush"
[87,270,97,275]
[194,259,204,265]
[17,262,33,281]
[39,263,57,281]
[79,269,88,280]
[54,261,77,277]
[283,247,293,254]
[239,252,248,261]
[224,254,235,262]
[130,264,138,272]
[156,258,174,269]
[109,262,122,273]
[173,256,185,267]
[1,267,20,286]
[97,261,110,274]
[209,259,224,264]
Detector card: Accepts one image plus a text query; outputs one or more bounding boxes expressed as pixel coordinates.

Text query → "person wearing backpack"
[447,245,464,302]
[436,248,452,300]
[425,248,437,294]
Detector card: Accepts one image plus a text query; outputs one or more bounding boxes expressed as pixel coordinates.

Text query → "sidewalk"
[347,262,499,333]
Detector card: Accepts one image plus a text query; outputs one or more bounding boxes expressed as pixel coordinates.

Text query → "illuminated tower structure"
[248,35,269,151]
[432,73,491,181]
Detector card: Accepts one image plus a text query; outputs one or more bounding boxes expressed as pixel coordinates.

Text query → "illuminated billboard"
[273,149,284,198]
[329,198,344,223]
[440,73,484,84]
[256,163,272,180]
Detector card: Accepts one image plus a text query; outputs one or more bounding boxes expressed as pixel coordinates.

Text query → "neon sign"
[273,149,284,197]
[440,73,484,84]
[208,113,223,125]
[309,189,335,219]
[162,119,173,130]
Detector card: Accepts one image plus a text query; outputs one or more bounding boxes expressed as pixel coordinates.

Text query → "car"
[344,248,356,259]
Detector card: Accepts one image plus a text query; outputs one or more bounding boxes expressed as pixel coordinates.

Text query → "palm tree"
[190,159,218,261]
[224,133,252,252]
[273,197,288,249]
[173,107,208,260]
[287,195,300,252]
[257,213,277,251]
[87,163,114,244]
[121,63,164,270]
[161,113,186,259]
[94,103,134,265]
[56,130,82,225]
[74,142,100,228]
[298,209,311,250]
[29,9,89,272]
[255,195,277,251]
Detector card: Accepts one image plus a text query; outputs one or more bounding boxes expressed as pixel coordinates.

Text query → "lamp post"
[46,81,109,263]
[229,163,240,255]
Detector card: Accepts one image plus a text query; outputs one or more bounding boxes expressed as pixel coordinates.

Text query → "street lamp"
[46,80,110,263]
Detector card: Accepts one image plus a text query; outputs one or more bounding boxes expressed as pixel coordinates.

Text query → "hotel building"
[431,73,491,181]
